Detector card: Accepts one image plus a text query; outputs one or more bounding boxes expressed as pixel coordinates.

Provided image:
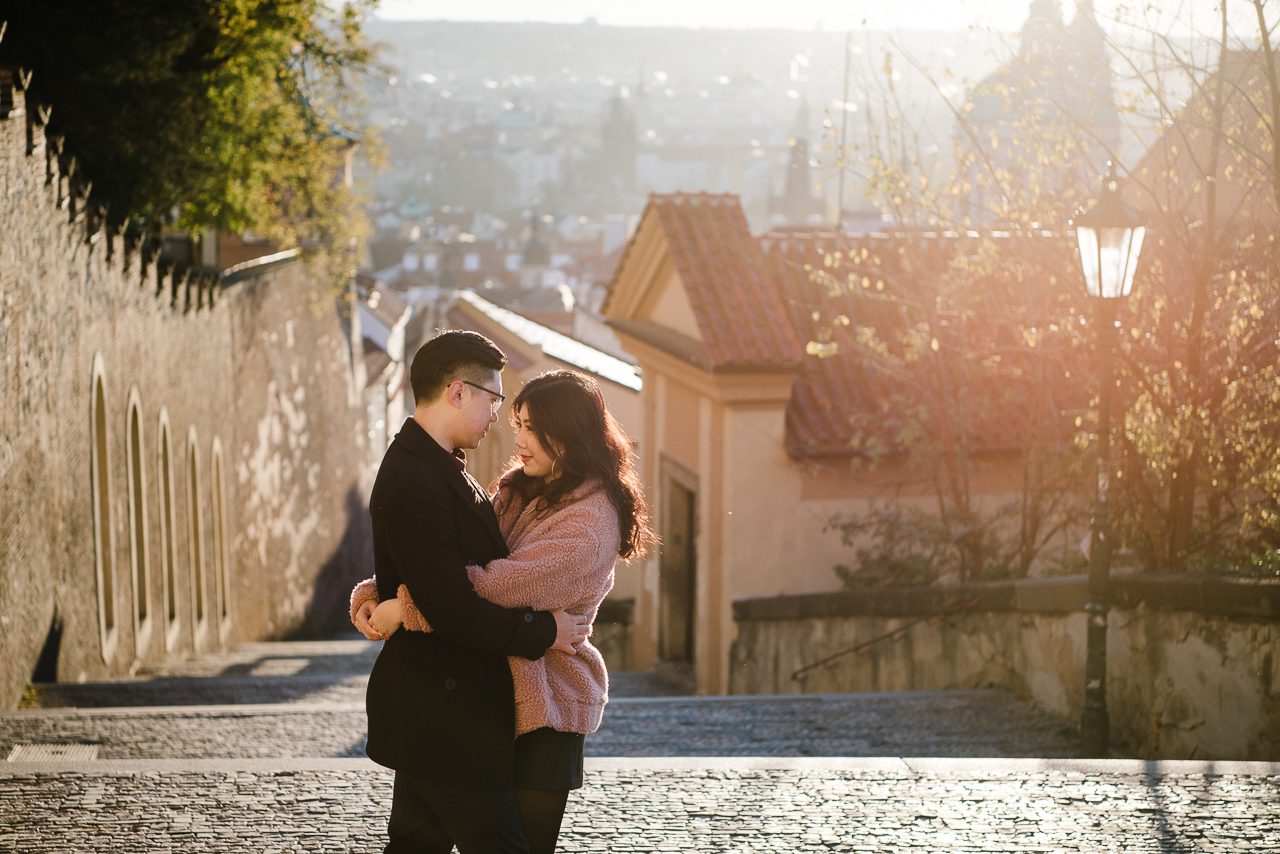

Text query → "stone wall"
[0,73,372,708]
[730,576,1280,760]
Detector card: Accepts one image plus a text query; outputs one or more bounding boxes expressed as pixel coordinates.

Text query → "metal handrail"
[790,594,975,683]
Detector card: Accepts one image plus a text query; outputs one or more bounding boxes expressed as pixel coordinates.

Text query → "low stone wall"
[730,575,1280,760]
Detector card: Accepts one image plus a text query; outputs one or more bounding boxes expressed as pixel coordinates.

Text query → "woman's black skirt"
[513,727,586,790]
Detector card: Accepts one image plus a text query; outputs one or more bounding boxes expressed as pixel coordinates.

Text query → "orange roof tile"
[762,232,899,458]
[609,193,1085,460]
[643,193,803,370]
[763,230,1085,460]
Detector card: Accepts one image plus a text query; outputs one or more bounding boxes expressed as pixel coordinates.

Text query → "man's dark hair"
[410,330,507,405]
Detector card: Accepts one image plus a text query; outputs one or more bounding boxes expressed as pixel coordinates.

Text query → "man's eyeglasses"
[460,379,506,410]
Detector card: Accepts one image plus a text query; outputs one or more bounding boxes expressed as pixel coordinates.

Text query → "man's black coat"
[365,418,556,789]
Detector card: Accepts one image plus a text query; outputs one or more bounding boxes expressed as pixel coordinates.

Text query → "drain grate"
[7,743,100,762]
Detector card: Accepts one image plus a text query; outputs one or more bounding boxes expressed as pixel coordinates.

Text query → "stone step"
[1,757,1277,853]
[130,640,380,679]
[26,674,369,709]
[3,690,1078,760]
[27,667,695,708]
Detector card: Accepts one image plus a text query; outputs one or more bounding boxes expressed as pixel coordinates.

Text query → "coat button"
[445,678,457,690]
[523,613,534,623]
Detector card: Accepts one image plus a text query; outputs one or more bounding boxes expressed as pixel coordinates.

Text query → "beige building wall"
[618,333,863,693]
[646,272,700,340]
[620,342,1038,694]
[660,376,702,472]
[723,406,847,599]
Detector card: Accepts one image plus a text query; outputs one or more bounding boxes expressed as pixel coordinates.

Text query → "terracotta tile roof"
[607,191,1084,460]
[762,232,901,458]
[763,230,1084,460]
[643,193,803,370]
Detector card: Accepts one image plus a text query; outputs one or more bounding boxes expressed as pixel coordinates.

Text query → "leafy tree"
[0,0,377,251]
[1114,5,1280,575]
[809,15,1100,582]
[815,3,1280,583]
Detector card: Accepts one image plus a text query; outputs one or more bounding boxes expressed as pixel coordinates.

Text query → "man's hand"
[354,599,383,641]
[551,609,589,655]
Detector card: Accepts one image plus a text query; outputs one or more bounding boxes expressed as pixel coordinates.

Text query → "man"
[358,330,588,853]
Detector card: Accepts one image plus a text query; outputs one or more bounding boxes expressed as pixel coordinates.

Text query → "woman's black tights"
[515,787,570,854]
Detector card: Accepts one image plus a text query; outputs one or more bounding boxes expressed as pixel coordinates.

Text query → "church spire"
[522,206,551,268]
[772,99,823,227]
[1019,0,1063,58]
[1069,0,1103,42]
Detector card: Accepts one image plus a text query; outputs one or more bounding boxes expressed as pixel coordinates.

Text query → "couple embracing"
[349,329,653,853]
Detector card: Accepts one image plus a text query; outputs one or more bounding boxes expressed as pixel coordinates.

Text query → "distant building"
[400,231,518,294]
[600,88,638,192]
[379,207,634,356]
[356,277,412,461]
[769,101,826,228]
[959,0,1120,222]
[1127,48,1280,231]
[518,209,554,289]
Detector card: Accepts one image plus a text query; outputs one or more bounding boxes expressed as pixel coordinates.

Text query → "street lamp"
[1071,161,1146,757]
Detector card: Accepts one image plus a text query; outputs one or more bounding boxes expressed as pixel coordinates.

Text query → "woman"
[351,368,653,853]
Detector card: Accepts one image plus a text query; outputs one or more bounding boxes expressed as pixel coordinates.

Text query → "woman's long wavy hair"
[502,370,655,559]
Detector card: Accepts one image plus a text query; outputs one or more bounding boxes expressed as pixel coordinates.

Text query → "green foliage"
[0,0,377,250]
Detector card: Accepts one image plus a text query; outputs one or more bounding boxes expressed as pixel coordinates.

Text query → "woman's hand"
[370,597,404,639]
[354,598,382,640]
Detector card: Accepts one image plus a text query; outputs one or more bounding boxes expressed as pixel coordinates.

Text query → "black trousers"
[384,772,530,854]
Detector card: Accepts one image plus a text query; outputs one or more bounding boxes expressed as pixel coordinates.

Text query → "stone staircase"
[2,639,1277,852]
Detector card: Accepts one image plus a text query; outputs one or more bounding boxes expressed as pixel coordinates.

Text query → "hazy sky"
[375,0,1235,37]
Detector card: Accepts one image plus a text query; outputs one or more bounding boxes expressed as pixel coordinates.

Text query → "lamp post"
[1071,162,1146,757]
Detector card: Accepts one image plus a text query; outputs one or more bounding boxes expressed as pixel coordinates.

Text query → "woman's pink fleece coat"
[351,476,618,736]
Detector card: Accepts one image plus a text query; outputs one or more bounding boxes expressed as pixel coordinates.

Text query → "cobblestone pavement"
[0,691,1077,760]
[595,692,1077,758]
[8,639,1277,851]
[0,705,370,760]
[24,640,690,707]
[24,672,694,708]
[134,640,382,678]
[25,673,370,708]
[0,758,1277,852]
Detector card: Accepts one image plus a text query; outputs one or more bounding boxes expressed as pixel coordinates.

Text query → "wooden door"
[659,480,696,663]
